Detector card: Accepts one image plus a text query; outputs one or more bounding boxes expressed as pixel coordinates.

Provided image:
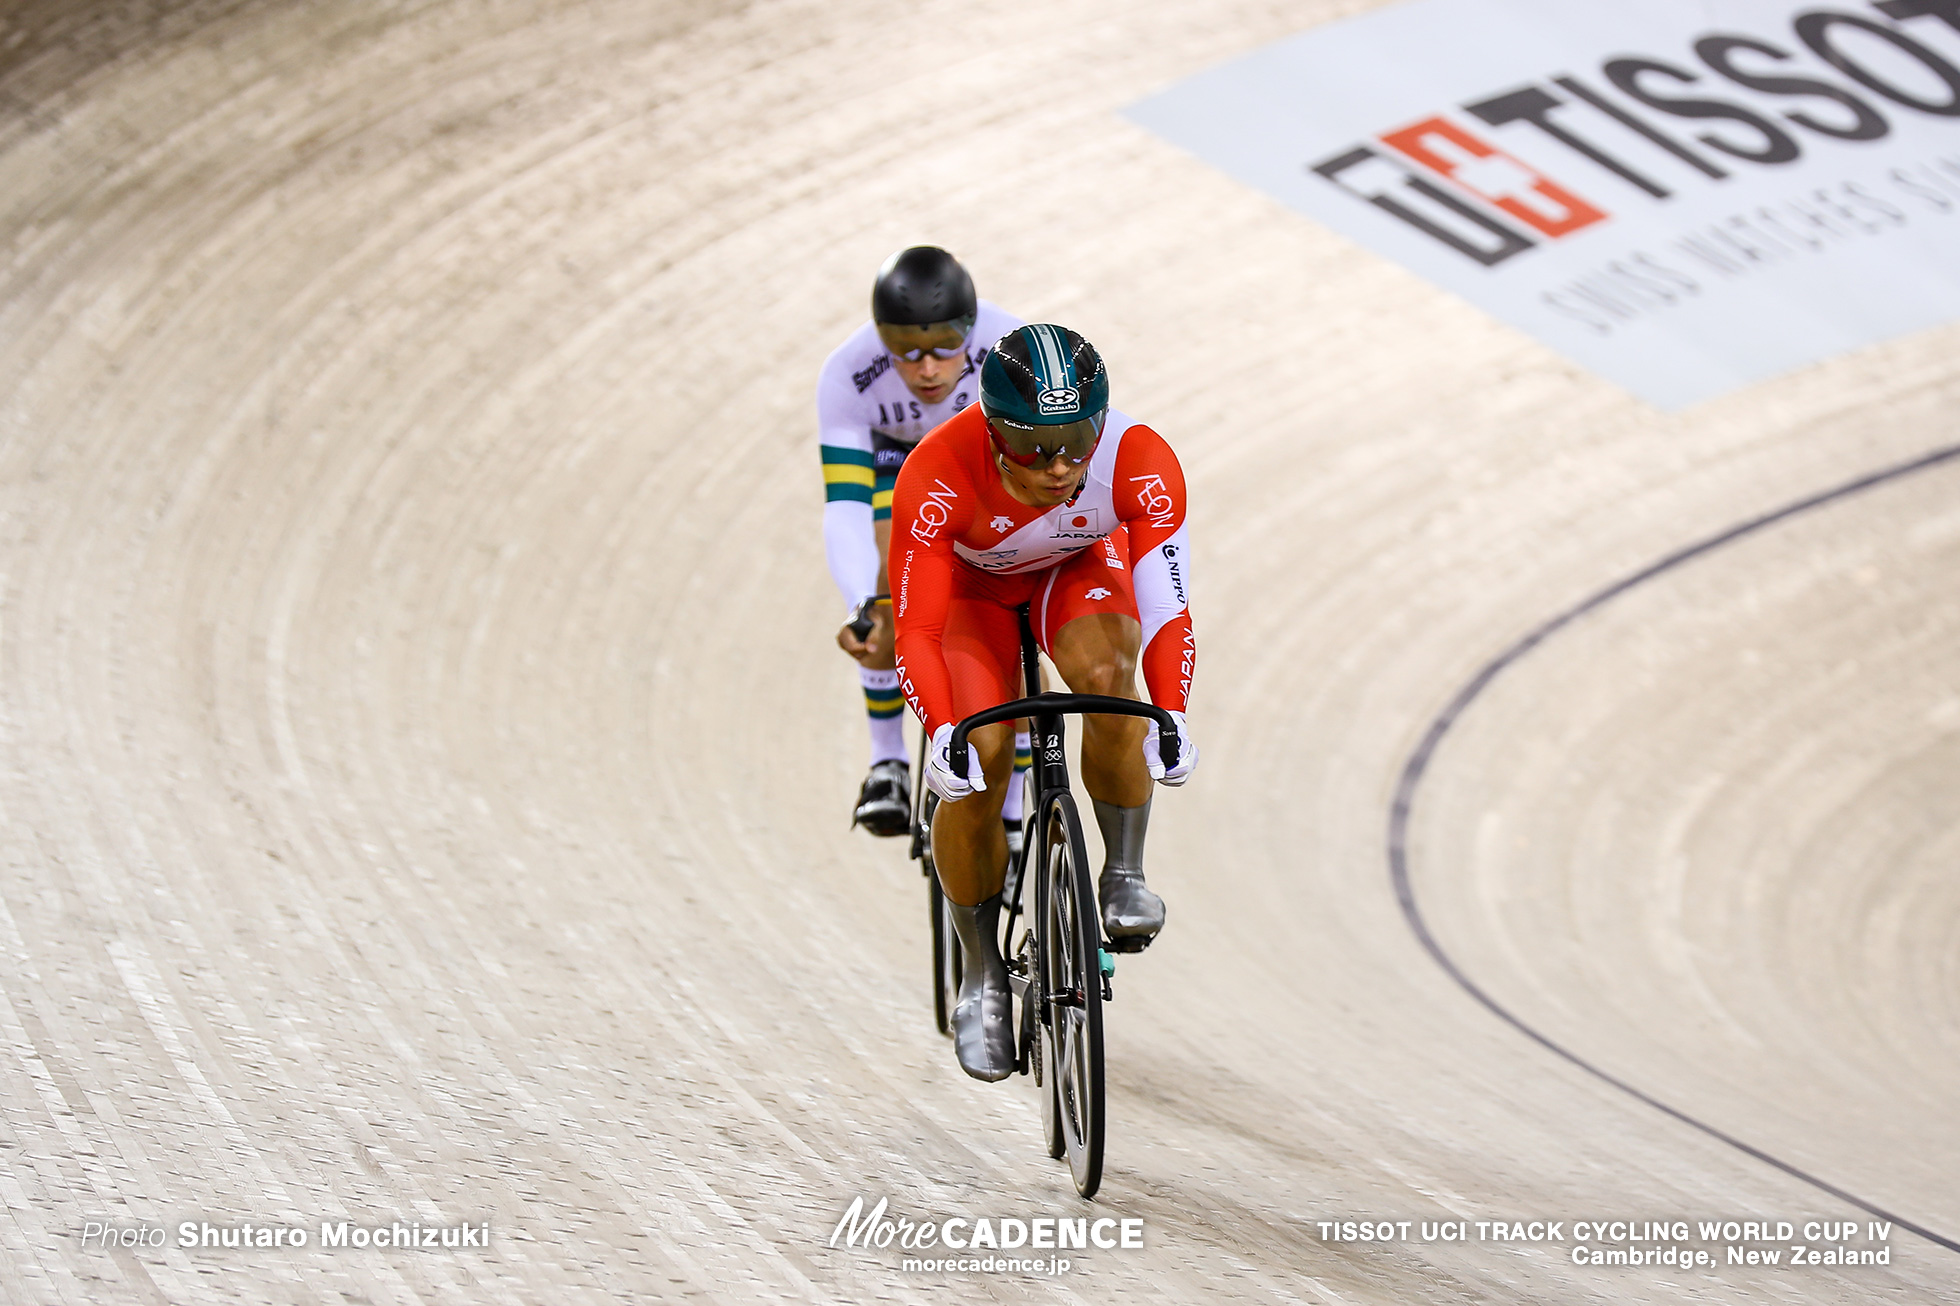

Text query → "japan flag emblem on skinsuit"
[1054,508,1101,539]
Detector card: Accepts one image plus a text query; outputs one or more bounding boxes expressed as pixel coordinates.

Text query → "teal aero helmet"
[978,324,1109,467]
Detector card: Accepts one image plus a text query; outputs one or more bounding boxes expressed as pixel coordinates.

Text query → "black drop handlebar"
[950,693,1179,778]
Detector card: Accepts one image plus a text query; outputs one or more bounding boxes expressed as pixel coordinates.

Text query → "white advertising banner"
[1127,0,1960,408]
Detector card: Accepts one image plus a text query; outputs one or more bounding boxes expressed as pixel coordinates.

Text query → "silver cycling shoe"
[1098,868,1166,942]
[1095,797,1164,944]
[946,894,1015,1081]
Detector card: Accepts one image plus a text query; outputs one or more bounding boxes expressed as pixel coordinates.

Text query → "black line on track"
[1388,441,1960,1256]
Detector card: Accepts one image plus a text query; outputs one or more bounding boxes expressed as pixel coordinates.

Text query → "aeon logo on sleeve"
[910,479,960,545]
[1128,474,1177,529]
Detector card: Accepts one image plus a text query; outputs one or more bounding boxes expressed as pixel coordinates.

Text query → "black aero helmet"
[871,246,977,328]
[978,325,1109,466]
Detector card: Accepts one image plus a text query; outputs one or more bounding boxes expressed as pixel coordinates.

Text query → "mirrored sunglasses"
[879,316,976,362]
[987,412,1105,468]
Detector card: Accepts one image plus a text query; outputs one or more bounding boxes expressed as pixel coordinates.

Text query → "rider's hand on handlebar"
[835,596,891,663]
[925,722,988,802]
[835,619,877,661]
[1143,709,1199,786]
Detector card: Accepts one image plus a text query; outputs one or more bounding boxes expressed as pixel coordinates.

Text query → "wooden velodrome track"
[1,1,1955,1302]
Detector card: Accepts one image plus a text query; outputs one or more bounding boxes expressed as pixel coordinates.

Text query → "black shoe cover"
[852,759,910,837]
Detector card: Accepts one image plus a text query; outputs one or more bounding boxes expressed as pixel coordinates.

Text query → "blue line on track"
[1387,441,1960,1256]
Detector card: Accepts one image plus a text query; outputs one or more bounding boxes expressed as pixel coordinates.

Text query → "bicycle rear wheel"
[1037,790,1104,1197]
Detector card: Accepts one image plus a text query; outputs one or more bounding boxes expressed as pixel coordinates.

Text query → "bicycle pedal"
[1103,935,1152,955]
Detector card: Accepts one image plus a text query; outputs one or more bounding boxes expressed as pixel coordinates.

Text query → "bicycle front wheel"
[1037,790,1104,1197]
[921,793,961,1036]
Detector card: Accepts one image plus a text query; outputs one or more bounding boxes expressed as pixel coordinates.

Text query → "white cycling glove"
[925,722,989,802]
[1143,710,1199,786]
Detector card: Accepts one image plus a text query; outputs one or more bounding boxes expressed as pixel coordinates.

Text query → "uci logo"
[1037,386,1079,416]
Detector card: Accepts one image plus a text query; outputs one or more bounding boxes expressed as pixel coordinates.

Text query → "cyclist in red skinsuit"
[891,324,1197,1081]
[891,414,1194,749]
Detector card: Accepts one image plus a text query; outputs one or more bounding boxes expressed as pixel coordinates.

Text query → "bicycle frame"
[947,605,1179,945]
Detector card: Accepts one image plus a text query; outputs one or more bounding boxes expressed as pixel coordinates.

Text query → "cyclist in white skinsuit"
[819,247,1028,838]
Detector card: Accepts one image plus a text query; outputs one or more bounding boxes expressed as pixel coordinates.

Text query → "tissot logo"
[1129,0,1960,407]
[1313,3,1960,268]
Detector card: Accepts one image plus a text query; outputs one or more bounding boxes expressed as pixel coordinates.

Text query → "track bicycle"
[939,602,1181,1198]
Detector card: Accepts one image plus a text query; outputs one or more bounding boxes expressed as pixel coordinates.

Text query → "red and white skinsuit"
[890,404,1195,738]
